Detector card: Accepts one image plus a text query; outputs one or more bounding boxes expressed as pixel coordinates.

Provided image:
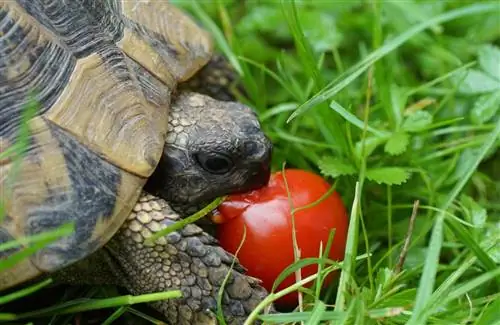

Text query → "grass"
[1,0,500,324]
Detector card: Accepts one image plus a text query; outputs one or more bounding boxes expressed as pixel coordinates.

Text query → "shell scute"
[0,0,215,290]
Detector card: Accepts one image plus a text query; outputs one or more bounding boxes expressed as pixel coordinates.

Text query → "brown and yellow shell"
[0,0,213,290]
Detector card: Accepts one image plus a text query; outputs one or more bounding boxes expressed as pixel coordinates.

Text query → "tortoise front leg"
[100,193,270,325]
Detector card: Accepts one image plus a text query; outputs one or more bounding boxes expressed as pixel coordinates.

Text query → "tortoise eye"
[195,152,234,174]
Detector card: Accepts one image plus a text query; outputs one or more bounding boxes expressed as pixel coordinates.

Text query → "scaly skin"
[179,54,245,102]
[112,194,268,324]
[54,60,274,324]
[58,194,269,325]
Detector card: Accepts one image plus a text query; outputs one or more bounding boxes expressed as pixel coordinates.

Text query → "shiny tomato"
[214,169,348,309]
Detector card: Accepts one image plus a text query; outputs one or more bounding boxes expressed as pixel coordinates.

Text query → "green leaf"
[480,222,500,264]
[373,289,417,308]
[474,296,500,325]
[241,4,344,54]
[384,131,410,155]
[451,147,483,184]
[355,136,387,159]
[402,111,433,132]
[454,69,500,95]
[434,267,500,315]
[478,44,500,80]
[299,11,342,53]
[460,194,487,227]
[236,6,289,40]
[318,157,357,178]
[237,35,280,63]
[306,300,327,325]
[329,100,388,137]
[470,90,500,125]
[466,10,500,43]
[390,83,406,126]
[410,117,500,324]
[422,256,478,320]
[287,2,498,122]
[447,218,498,272]
[365,167,411,185]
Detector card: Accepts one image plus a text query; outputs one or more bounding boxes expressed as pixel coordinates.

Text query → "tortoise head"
[145,92,272,214]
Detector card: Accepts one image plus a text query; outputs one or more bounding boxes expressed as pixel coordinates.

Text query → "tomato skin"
[216,169,348,308]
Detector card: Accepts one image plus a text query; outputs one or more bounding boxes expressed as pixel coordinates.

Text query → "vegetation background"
[1,1,499,324]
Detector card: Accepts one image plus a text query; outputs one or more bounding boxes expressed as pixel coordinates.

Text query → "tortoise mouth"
[170,166,271,223]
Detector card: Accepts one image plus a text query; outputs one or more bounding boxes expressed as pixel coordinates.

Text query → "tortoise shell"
[0,0,213,290]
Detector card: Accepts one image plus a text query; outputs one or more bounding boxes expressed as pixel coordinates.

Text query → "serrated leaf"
[384,132,409,155]
[478,44,500,81]
[470,90,500,125]
[318,157,357,178]
[366,167,411,185]
[453,69,500,95]
[402,111,433,132]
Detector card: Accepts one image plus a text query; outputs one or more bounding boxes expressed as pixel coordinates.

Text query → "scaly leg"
[57,193,270,325]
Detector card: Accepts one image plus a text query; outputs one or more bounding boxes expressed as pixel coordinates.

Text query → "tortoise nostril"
[243,139,272,162]
[244,141,258,157]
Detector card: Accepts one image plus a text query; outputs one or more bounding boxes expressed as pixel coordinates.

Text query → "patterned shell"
[0,0,213,290]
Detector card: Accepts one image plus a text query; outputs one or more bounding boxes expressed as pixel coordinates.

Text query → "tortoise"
[0,1,273,324]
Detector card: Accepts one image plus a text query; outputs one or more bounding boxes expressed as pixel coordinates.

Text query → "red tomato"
[215,169,348,309]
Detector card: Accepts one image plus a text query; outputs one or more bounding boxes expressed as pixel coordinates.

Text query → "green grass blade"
[0,223,74,253]
[188,0,243,76]
[408,114,500,324]
[432,267,500,316]
[271,257,340,293]
[259,310,345,323]
[446,219,497,272]
[146,196,224,243]
[0,279,53,305]
[305,300,327,325]
[0,223,74,272]
[12,291,182,320]
[126,307,166,324]
[287,3,498,122]
[101,306,128,325]
[329,100,389,137]
[474,296,500,325]
[335,182,362,311]
[423,255,477,316]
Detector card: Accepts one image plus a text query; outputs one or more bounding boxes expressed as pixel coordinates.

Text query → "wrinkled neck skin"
[145,91,272,218]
